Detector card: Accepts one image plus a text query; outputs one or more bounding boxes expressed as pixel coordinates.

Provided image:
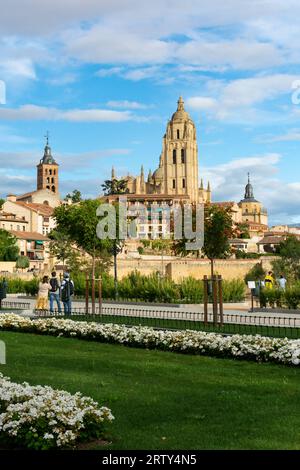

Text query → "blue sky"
[1,0,300,225]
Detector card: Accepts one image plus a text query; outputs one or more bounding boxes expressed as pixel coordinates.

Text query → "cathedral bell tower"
[37,133,59,194]
[161,96,199,203]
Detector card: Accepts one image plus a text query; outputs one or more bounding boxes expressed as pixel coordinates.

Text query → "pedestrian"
[264,271,274,290]
[0,278,8,310]
[61,272,74,315]
[278,274,287,290]
[35,275,51,315]
[49,271,62,314]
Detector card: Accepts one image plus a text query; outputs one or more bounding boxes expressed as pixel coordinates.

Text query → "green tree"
[16,255,30,271]
[203,205,233,277]
[64,189,82,203]
[235,222,250,239]
[0,199,5,210]
[272,235,300,281]
[49,230,76,268]
[53,200,113,280]
[0,229,19,261]
[101,178,129,195]
[244,262,266,284]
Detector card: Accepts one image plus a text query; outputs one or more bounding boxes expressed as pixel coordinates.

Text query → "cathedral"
[112,97,211,205]
[108,97,268,239]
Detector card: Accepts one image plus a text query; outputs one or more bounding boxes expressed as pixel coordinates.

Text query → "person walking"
[264,271,274,290]
[36,275,51,315]
[49,271,62,314]
[278,274,287,290]
[61,272,74,315]
[0,278,8,310]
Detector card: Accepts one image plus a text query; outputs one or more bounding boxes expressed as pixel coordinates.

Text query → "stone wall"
[112,256,275,281]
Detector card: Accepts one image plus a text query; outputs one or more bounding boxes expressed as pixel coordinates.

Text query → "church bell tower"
[37,133,59,194]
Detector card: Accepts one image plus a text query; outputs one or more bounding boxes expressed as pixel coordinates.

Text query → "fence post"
[203,275,208,325]
[85,272,89,314]
[212,275,218,326]
[91,275,95,315]
[218,275,223,326]
[98,278,102,315]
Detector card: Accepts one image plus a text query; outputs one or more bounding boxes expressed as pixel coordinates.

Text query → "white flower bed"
[0,373,114,449]
[0,314,300,366]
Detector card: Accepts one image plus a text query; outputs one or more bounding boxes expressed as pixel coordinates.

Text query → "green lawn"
[0,330,300,450]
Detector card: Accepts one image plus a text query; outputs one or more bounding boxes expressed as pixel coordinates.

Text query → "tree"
[0,229,19,261]
[244,262,266,284]
[203,205,233,278]
[272,235,300,281]
[101,178,129,196]
[64,189,82,203]
[235,222,250,239]
[0,199,5,210]
[53,200,113,280]
[16,255,30,271]
[48,230,77,268]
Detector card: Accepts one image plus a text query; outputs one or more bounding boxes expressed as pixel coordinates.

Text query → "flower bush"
[0,372,114,450]
[0,314,300,367]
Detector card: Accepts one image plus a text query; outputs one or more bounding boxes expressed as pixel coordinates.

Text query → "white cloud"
[0,104,137,122]
[106,100,149,109]
[202,153,300,224]
[188,74,298,122]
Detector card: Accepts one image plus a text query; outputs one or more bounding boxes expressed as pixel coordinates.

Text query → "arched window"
[45,169,48,175]
[182,178,186,188]
[177,129,180,139]
[51,185,55,192]
[173,149,176,164]
[46,185,50,190]
[181,148,185,163]
[49,169,52,176]
[43,201,49,206]
[54,170,56,175]
[51,177,54,184]
[47,177,50,183]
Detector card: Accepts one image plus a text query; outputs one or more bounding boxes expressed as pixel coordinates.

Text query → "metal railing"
[34,305,300,339]
[1,301,31,310]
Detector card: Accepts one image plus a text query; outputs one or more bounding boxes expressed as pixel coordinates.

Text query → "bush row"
[6,272,246,303]
[260,284,300,309]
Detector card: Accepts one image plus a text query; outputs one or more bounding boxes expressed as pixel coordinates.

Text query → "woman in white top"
[36,275,51,312]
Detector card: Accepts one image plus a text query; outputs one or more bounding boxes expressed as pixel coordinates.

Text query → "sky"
[0,0,300,225]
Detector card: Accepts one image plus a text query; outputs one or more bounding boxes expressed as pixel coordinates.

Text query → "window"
[181,148,185,163]
[172,179,176,189]
[54,170,56,175]
[177,129,180,139]
[23,226,26,231]
[51,177,54,184]
[173,149,176,164]
[182,178,186,189]
[51,185,55,192]
[47,177,50,183]
[45,169,48,175]
[17,225,20,231]
[49,169,52,175]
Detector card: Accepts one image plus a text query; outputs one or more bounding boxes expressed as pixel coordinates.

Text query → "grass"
[1,331,300,450]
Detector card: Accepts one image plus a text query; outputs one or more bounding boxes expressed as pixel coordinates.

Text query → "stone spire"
[41,131,56,164]
[111,166,115,179]
[148,169,152,183]
[140,165,144,180]
[177,96,184,112]
[244,172,254,199]
[207,181,211,192]
[200,178,204,190]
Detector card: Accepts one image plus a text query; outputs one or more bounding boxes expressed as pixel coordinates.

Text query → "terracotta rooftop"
[10,230,50,241]
[14,201,54,217]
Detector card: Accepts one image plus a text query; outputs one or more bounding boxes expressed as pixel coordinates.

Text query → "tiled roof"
[14,201,54,216]
[10,230,50,241]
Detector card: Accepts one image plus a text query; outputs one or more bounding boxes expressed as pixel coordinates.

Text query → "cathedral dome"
[171,96,190,122]
[153,166,163,181]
